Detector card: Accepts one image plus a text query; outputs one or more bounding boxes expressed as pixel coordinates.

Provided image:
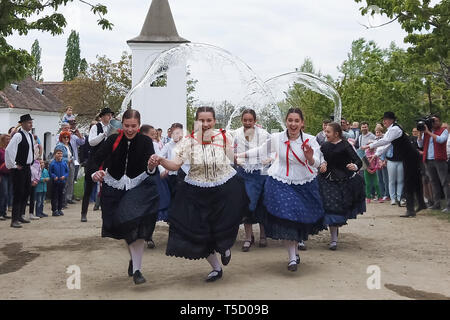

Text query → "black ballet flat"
[205,269,223,282]
[287,260,298,272]
[241,240,252,252]
[128,260,133,277]
[133,270,146,285]
[296,254,300,264]
[221,251,231,266]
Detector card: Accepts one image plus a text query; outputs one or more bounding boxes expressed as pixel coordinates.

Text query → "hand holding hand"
[319,162,327,173]
[148,154,160,171]
[346,163,358,171]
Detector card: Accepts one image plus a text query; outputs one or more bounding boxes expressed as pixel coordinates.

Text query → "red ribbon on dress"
[189,129,227,149]
[284,139,314,176]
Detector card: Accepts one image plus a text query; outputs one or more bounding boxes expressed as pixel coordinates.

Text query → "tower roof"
[127,0,189,44]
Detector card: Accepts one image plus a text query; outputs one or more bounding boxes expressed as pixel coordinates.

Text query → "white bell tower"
[127,0,190,132]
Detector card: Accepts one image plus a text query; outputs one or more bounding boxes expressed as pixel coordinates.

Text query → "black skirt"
[100,176,160,244]
[318,172,365,216]
[166,174,249,260]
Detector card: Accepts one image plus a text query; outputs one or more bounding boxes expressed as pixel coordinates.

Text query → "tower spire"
[127,0,189,43]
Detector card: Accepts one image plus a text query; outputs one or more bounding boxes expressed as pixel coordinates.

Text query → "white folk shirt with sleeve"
[174,130,236,187]
[233,126,272,173]
[368,123,403,157]
[159,140,189,175]
[5,129,35,169]
[246,130,322,185]
[88,122,110,146]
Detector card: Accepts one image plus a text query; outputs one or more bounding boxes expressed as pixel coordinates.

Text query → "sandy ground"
[0,199,449,300]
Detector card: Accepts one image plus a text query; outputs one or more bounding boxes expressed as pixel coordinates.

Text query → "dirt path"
[0,200,449,300]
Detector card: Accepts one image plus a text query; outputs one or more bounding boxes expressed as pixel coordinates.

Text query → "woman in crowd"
[91,109,160,285]
[150,106,248,282]
[237,108,325,272]
[318,122,366,250]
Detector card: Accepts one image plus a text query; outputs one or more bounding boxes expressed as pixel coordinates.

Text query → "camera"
[416,115,434,131]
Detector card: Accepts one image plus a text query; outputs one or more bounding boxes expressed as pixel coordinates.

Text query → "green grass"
[74,176,85,199]
[422,207,450,222]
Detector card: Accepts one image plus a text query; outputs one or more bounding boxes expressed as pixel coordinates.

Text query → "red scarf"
[188,129,227,149]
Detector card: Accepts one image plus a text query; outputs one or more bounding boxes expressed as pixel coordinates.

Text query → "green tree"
[63,30,81,81]
[0,0,112,89]
[30,39,43,81]
[79,58,88,74]
[186,67,198,132]
[355,0,450,89]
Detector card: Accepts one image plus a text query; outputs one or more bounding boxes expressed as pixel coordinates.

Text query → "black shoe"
[41,213,48,217]
[3,215,11,219]
[18,217,30,223]
[221,250,231,266]
[58,211,64,216]
[147,240,155,249]
[52,211,60,216]
[416,204,427,212]
[205,269,222,282]
[10,221,22,228]
[67,200,75,204]
[81,214,87,222]
[287,260,298,272]
[241,240,252,252]
[128,260,133,277]
[296,254,300,264]
[133,270,146,285]
[400,211,416,218]
[428,204,441,210]
[93,205,100,211]
[297,242,307,251]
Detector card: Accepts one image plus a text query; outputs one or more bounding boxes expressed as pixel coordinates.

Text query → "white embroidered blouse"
[233,126,273,173]
[174,129,236,187]
[246,130,322,185]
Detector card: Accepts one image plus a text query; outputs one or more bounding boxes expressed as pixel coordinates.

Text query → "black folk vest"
[15,130,34,166]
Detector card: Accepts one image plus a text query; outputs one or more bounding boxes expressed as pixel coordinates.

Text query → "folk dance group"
[90,107,366,285]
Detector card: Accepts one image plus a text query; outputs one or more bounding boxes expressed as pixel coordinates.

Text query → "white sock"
[330,226,338,243]
[284,240,297,263]
[206,253,222,271]
[128,239,145,273]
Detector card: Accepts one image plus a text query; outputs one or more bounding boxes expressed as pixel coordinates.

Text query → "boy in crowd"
[49,149,68,216]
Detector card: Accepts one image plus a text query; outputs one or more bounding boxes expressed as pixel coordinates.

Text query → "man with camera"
[417,115,449,213]
[363,112,426,217]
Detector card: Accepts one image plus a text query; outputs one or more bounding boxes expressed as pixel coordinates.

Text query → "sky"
[6,0,411,82]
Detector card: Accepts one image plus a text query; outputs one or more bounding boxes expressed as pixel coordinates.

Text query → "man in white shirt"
[363,111,426,217]
[5,114,36,228]
[80,107,113,222]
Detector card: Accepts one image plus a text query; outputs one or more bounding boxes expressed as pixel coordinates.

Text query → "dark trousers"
[403,153,426,212]
[11,166,31,222]
[81,171,95,215]
[51,181,65,212]
[29,186,36,214]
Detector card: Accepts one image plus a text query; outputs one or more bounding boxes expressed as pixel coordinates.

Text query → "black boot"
[133,270,146,285]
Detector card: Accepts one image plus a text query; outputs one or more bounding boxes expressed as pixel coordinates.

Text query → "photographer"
[417,115,449,213]
[362,112,426,217]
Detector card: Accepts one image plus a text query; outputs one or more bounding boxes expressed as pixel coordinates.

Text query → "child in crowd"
[29,158,42,220]
[49,149,68,216]
[35,160,50,218]
[364,140,383,203]
[62,106,76,123]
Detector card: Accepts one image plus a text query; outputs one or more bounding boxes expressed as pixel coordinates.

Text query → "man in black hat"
[80,107,114,222]
[5,114,36,228]
[362,112,426,217]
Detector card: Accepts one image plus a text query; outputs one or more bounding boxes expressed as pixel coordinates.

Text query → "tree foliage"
[30,39,43,81]
[63,30,81,81]
[355,0,450,89]
[0,0,112,89]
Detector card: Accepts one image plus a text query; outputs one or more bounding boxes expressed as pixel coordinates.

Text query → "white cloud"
[5,0,409,82]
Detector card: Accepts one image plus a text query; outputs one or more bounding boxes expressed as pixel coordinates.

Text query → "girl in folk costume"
[233,109,272,251]
[150,107,249,282]
[91,109,160,285]
[318,122,366,250]
[237,108,325,272]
